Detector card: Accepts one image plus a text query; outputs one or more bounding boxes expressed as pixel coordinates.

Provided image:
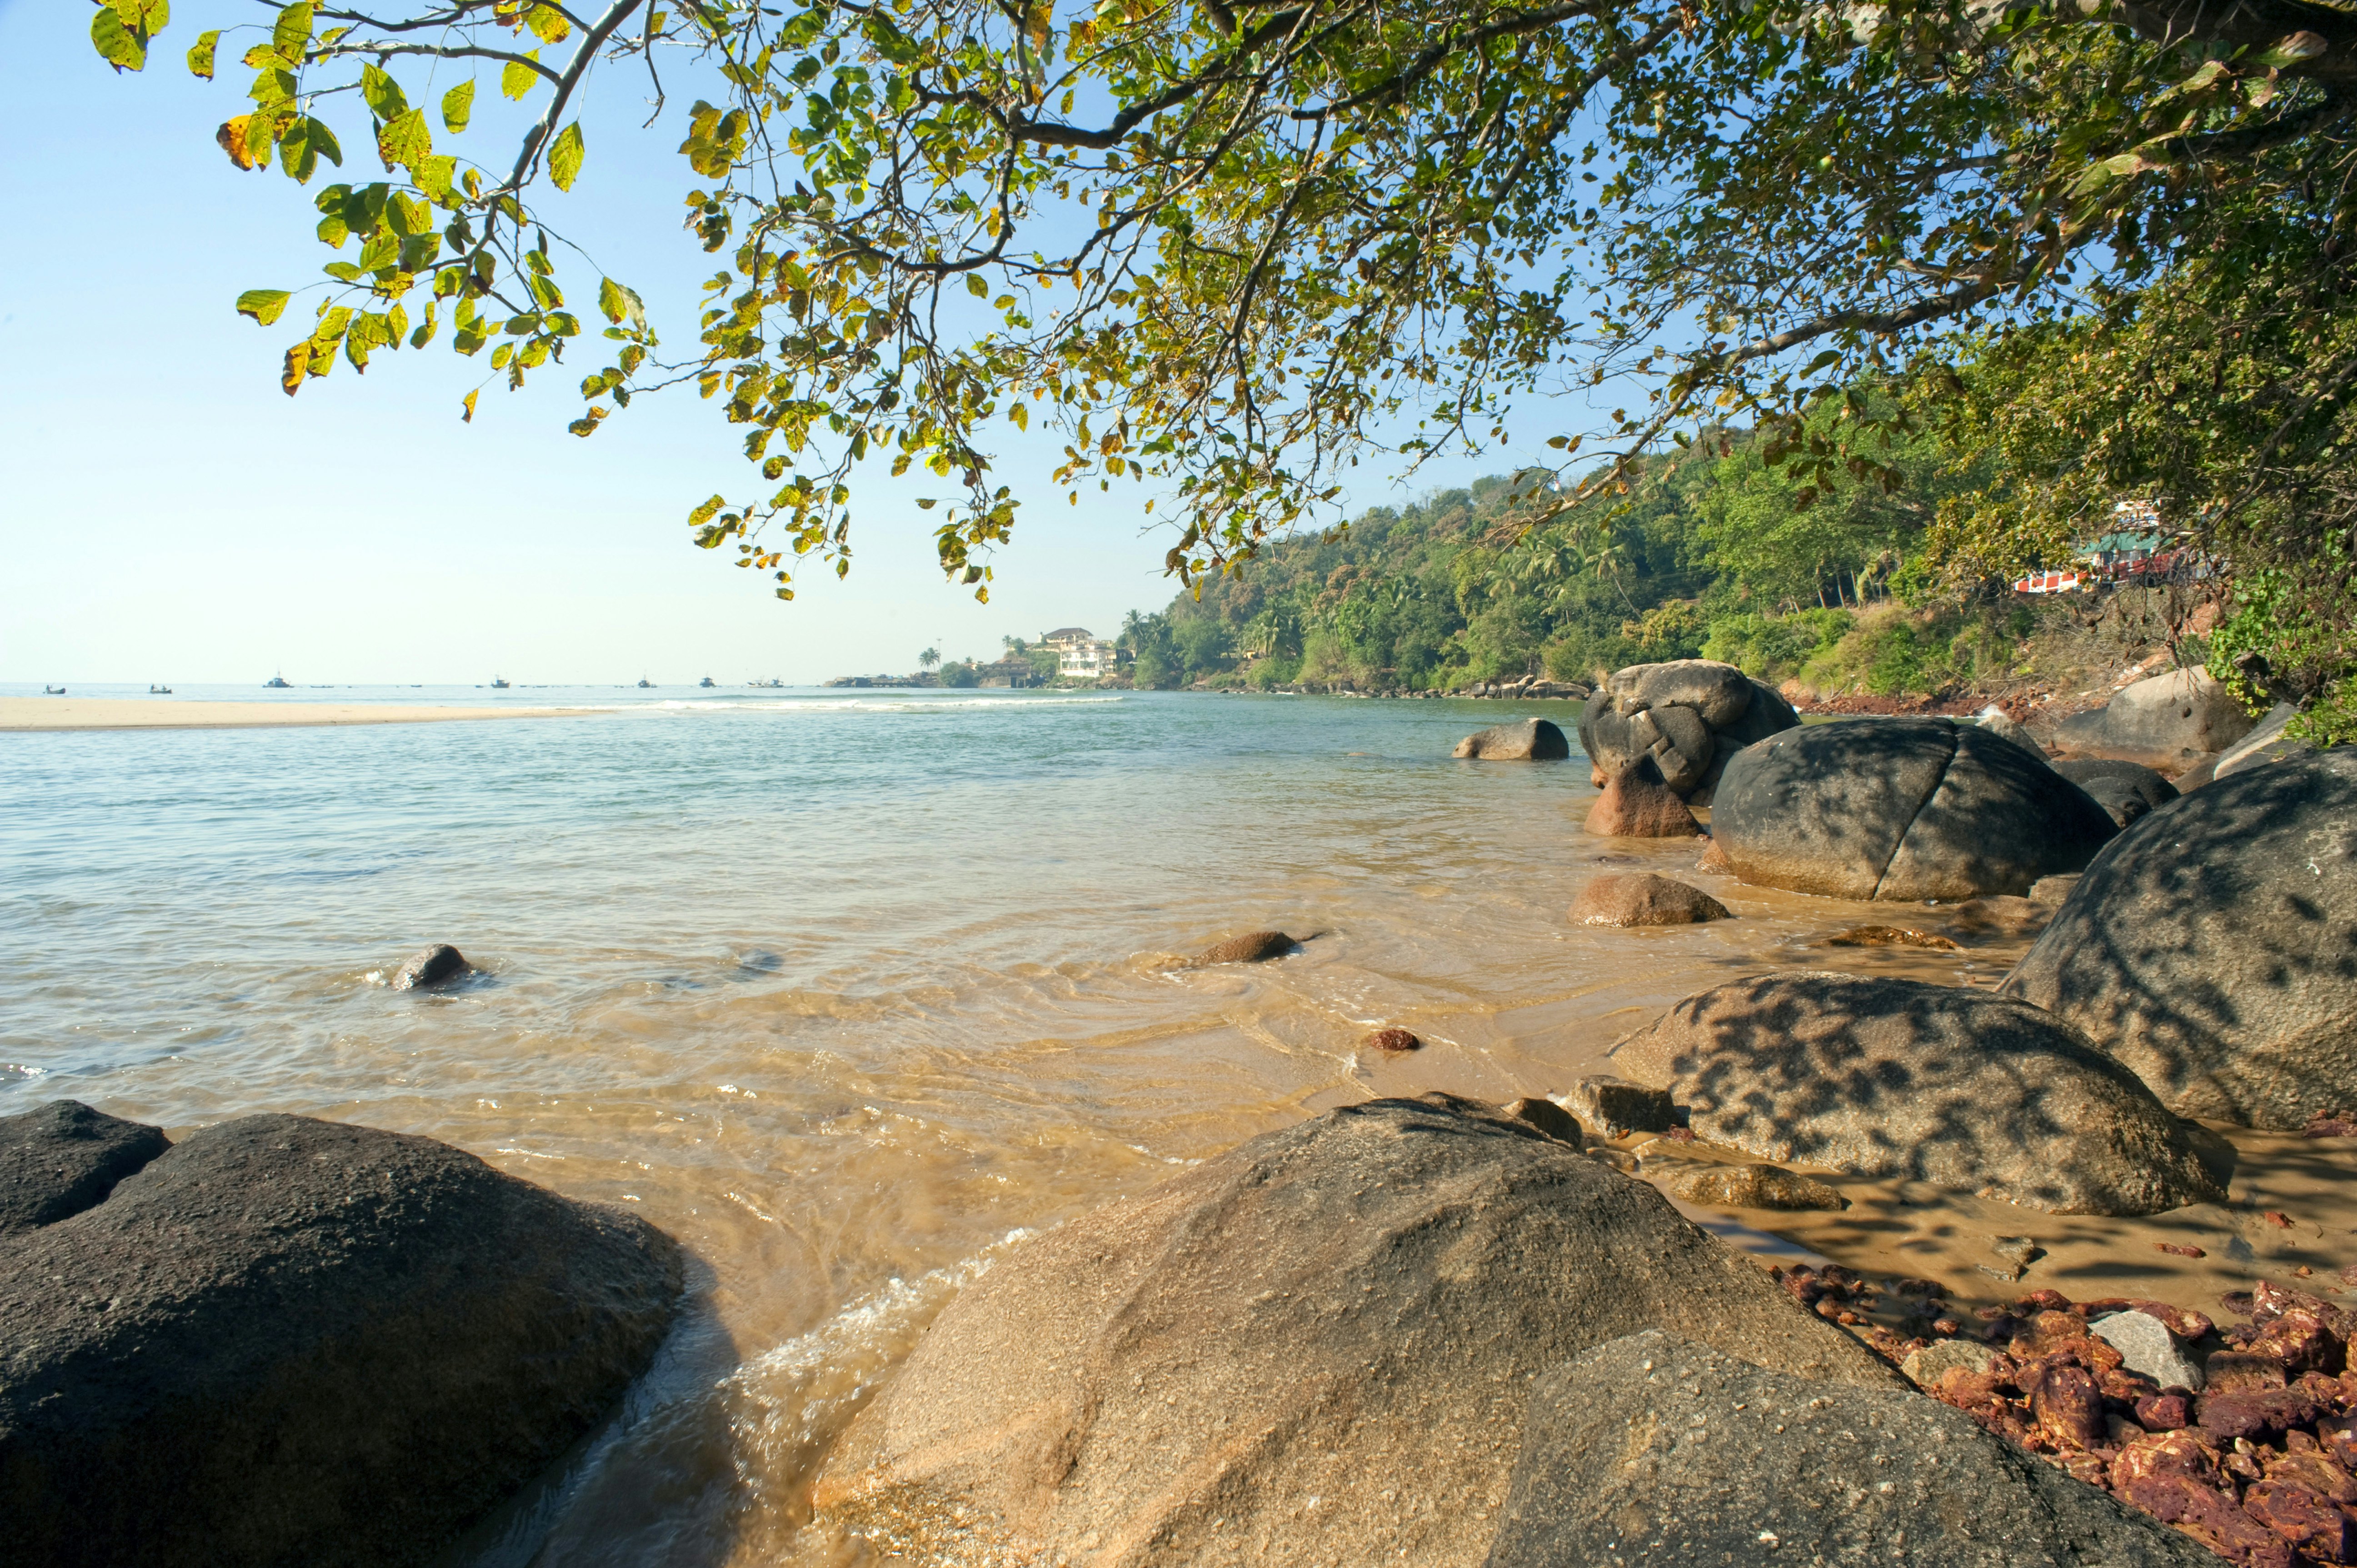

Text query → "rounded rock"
[1570,873,1731,928]
[391,943,470,990]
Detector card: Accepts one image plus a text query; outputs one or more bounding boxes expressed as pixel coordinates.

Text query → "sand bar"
[0,698,601,732]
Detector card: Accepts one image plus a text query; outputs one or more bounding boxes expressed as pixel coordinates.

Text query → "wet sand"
[0,698,596,731]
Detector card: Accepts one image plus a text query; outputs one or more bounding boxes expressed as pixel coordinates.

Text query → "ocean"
[0,684,1992,1564]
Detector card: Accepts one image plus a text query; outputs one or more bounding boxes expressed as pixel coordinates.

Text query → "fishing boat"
[490,677,510,689]
[148,684,171,694]
[636,677,655,689]
[265,673,291,689]
[698,675,717,688]
[43,685,64,695]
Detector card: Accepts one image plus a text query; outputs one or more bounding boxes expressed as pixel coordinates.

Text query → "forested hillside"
[1115,422,2081,698]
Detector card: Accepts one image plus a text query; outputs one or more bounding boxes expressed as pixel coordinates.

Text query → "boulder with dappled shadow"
[1608,972,2226,1214]
[2055,667,2254,771]
[1577,660,1799,804]
[2004,749,2357,1129]
[2052,758,2180,829]
[1711,717,2118,900]
[810,1092,1893,1568]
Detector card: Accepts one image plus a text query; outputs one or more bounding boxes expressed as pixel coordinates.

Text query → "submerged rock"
[0,1099,169,1235]
[1451,717,1571,760]
[811,1092,1892,1568]
[1570,872,1729,927]
[1487,1331,2216,1568]
[1191,929,1299,965]
[2057,667,2256,771]
[391,943,470,989]
[1711,717,2118,900]
[1609,972,2227,1214]
[2052,757,2181,829]
[2005,749,2357,1129]
[0,1114,682,1568]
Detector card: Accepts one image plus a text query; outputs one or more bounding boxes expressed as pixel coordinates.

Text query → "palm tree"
[919,647,940,669]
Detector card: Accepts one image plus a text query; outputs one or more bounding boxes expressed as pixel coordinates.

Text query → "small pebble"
[1362,1027,1420,1054]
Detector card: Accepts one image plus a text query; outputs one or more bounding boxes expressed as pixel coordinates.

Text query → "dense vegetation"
[1116,419,2059,694]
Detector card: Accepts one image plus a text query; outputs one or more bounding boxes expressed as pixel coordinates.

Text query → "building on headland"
[976,657,1038,688]
[1042,627,1117,680]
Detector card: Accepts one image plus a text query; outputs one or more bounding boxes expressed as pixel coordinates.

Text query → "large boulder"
[1452,716,1571,759]
[1584,757,1703,838]
[2055,667,2255,770]
[1608,972,2227,1214]
[2212,700,2307,780]
[810,1093,1893,1568]
[2051,757,2180,829]
[1486,1330,2219,1568]
[0,1114,682,1568]
[2003,749,2357,1129]
[1577,661,1798,805]
[1711,717,2118,900]
[0,1100,169,1234]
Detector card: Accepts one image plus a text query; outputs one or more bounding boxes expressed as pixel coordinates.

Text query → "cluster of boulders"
[0,1099,681,1568]
[1577,658,1801,804]
[1459,674,1591,699]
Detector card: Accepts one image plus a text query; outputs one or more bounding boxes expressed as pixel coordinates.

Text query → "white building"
[1042,626,1117,680]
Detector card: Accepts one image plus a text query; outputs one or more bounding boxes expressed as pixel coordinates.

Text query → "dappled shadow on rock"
[1608,972,2223,1215]
[2004,750,2357,1130]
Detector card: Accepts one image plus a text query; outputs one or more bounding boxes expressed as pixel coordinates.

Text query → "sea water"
[0,686,1991,1564]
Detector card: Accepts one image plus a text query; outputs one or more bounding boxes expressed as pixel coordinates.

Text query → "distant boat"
[698,675,717,689]
[490,677,510,689]
[43,685,64,695]
[637,677,655,689]
[148,684,171,694]
[265,673,290,689]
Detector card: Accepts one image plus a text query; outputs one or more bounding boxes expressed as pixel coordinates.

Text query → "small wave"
[640,695,1126,714]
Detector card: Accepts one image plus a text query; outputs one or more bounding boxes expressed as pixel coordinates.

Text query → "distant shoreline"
[0,698,601,733]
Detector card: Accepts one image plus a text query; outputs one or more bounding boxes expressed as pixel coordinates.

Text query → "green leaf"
[115,0,168,32]
[966,274,988,297]
[441,80,475,133]
[236,288,291,325]
[378,108,431,172]
[597,276,646,327]
[525,5,571,43]
[187,28,219,78]
[91,8,147,72]
[547,121,584,190]
[360,63,407,121]
[272,0,312,60]
[501,51,540,100]
[280,115,340,183]
[414,155,458,204]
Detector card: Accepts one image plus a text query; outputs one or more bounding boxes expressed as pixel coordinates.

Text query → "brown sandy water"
[2,688,2337,1565]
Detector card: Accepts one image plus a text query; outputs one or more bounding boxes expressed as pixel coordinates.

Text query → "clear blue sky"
[0,0,1567,684]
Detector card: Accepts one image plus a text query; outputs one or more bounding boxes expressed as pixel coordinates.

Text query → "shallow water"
[0,686,2010,1564]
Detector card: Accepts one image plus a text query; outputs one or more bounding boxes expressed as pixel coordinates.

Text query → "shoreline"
[0,698,602,733]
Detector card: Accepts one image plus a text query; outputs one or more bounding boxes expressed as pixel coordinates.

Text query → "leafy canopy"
[93,0,2357,602]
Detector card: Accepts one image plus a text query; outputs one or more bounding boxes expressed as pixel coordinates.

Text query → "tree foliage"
[94,0,2357,620]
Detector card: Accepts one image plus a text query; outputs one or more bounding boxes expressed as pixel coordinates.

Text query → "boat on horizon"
[148,684,171,694]
[637,677,655,689]
[43,685,64,695]
[490,677,510,689]
[265,673,290,689]
[698,675,717,689]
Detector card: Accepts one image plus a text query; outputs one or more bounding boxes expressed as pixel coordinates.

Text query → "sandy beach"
[0,698,597,732]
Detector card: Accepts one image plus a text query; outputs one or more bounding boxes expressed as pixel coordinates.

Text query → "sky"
[0,0,1584,687]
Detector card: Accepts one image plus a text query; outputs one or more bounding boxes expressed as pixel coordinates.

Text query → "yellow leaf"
[463,389,479,422]
[217,115,258,170]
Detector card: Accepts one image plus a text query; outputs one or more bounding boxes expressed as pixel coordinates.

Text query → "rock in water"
[1608,973,2227,1214]
[1577,664,1798,808]
[1606,659,1756,729]
[2052,757,2181,829]
[2004,749,2357,1129]
[391,943,470,989]
[1451,717,1571,760]
[1570,873,1730,927]
[1486,1331,2219,1568]
[1191,929,1299,964]
[1711,717,2117,900]
[1584,757,1702,839]
[0,1099,169,1234]
[0,1114,682,1568]
[810,1093,1893,1568]
[2056,667,2255,770]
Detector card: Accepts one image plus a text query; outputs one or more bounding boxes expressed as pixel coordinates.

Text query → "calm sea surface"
[0,684,1994,1565]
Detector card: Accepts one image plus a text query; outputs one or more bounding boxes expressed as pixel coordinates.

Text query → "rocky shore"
[9,653,2348,1566]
